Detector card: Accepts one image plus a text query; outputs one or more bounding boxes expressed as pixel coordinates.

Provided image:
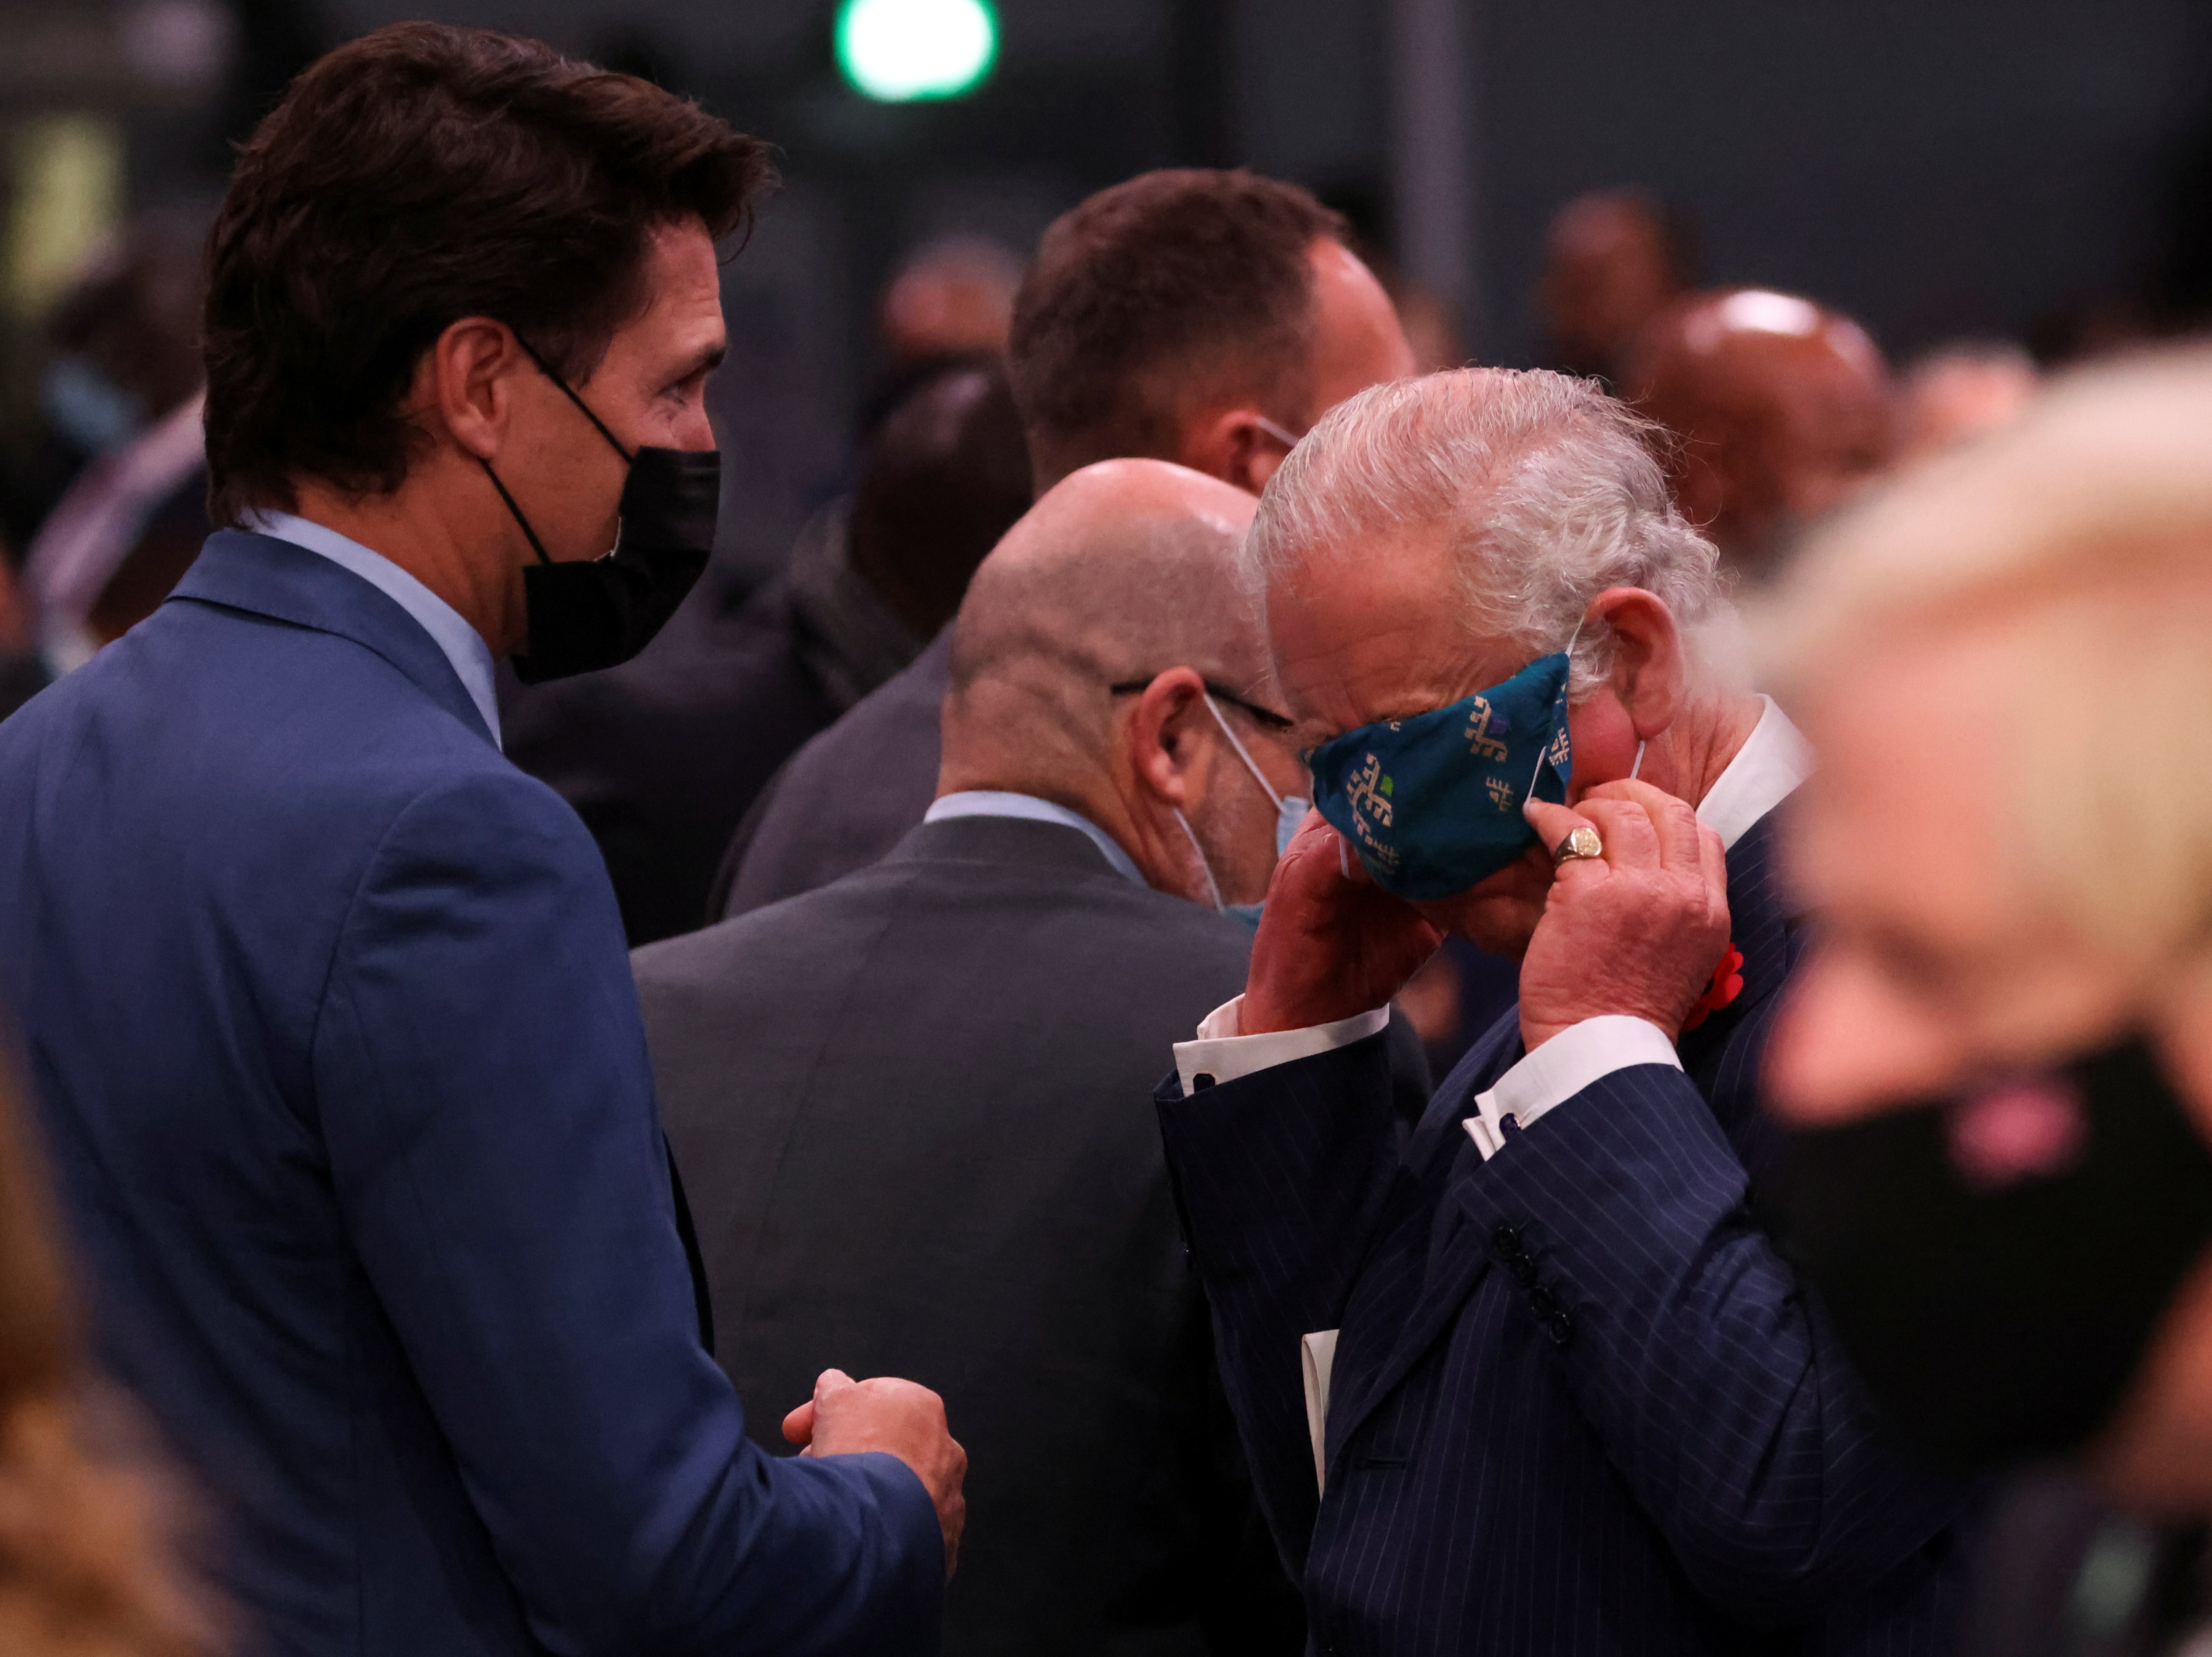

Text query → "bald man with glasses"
[634,459,1312,1653]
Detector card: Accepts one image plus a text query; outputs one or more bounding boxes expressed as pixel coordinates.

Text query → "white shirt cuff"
[1462,1015,1682,1159]
[1173,994,1392,1095]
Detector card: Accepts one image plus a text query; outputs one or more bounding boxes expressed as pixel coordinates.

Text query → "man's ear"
[1588,587,1684,739]
[420,318,523,464]
[1183,408,1287,494]
[1124,666,1211,807]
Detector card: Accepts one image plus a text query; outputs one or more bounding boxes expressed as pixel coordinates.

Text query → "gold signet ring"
[1552,825,1605,867]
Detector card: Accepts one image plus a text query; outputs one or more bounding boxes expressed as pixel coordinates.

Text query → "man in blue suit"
[1155,368,1968,1652]
[0,24,962,1655]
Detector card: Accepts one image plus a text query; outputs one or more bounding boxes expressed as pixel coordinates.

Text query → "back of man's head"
[1625,286,1894,580]
[942,460,1262,793]
[1007,170,1354,491]
[848,360,1032,642]
[1537,188,1696,383]
[202,22,772,526]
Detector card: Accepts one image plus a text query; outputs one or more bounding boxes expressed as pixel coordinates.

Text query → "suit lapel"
[168,531,495,746]
[1327,1013,1520,1453]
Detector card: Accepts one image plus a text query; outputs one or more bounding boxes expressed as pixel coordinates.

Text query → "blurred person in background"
[0,27,965,1654]
[1753,343,2212,1657]
[1894,340,2040,464]
[717,167,1414,923]
[506,357,1029,944]
[5,222,211,694]
[642,460,1307,1654]
[0,1055,218,1657]
[877,235,1024,367]
[1535,187,1696,386]
[2,223,204,560]
[1626,285,1896,584]
[20,382,207,681]
[1155,366,1966,1651]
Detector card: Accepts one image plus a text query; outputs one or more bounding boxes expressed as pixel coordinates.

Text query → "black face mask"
[1761,1036,2212,1468]
[487,337,721,684]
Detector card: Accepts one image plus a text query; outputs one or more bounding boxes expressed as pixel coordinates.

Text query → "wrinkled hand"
[783,1368,967,1578]
[1241,810,1443,1035]
[1520,782,1730,1051]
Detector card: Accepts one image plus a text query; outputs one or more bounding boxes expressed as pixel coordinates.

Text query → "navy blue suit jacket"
[1157,820,1968,1654]
[0,532,943,1655]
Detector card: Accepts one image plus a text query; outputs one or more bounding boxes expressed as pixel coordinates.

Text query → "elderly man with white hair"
[1155,368,1966,1652]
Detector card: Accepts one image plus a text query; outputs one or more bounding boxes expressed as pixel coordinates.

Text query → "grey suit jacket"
[710,629,950,921]
[635,814,1304,1656]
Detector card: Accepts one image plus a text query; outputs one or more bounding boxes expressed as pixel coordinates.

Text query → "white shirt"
[923,790,1145,886]
[243,510,502,748]
[1172,696,1814,1156]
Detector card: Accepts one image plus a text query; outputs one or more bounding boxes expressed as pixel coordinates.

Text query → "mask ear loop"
[1526,614,1587,801]
[509,332,635,463]
[1172,808,1225,911]
[483,329,637,567]
[1202,692,1286,810]
[481,461,553,566]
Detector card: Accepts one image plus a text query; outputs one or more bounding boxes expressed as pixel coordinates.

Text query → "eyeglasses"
[1108,679,1294,732]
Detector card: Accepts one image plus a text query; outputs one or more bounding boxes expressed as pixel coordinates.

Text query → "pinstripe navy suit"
[1156,813,1969,1654]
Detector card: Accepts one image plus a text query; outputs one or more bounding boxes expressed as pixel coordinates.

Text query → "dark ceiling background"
[19,0,2208,575]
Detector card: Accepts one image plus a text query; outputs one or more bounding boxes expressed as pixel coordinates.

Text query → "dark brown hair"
[203,23,774,526]
[1006,169,1345,483]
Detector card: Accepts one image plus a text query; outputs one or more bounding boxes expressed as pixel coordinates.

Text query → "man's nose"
[671,409,718,453]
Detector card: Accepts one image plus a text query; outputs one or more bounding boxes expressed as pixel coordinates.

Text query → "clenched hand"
[783,1369,968,1578]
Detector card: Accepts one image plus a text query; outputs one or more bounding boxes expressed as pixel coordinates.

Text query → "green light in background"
[836,0,998,103]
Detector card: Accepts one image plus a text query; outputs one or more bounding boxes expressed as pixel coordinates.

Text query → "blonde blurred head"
[0,1060,218,1657]
[1759,343,2212,1514]
[1763,343,2212,968]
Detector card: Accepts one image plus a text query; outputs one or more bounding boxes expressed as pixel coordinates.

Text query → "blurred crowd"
[1,20,2211,1657]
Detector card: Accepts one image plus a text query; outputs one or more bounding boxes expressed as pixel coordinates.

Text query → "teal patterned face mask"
[1306,651,1574,901]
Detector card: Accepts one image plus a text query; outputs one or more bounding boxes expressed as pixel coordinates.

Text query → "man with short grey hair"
[1158,367,1966,1650]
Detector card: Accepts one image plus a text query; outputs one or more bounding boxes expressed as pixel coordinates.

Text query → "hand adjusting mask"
[1307,648,1575,901]
[485,334,721,684]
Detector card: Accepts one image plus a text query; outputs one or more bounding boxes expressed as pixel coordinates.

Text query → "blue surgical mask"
[1307,650,1574,901]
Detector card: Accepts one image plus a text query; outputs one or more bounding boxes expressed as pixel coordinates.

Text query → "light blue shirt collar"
[923,790,1146,887]
[242,510,501,748]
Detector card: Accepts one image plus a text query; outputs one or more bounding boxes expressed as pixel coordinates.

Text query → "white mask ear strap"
[1527,613,1589,797]
[1173,807,1225,911]
[1630,739,1647,782]
[1203,692,1284,810]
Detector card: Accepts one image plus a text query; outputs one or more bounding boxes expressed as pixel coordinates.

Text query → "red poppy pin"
[1680,945,1745,1034]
